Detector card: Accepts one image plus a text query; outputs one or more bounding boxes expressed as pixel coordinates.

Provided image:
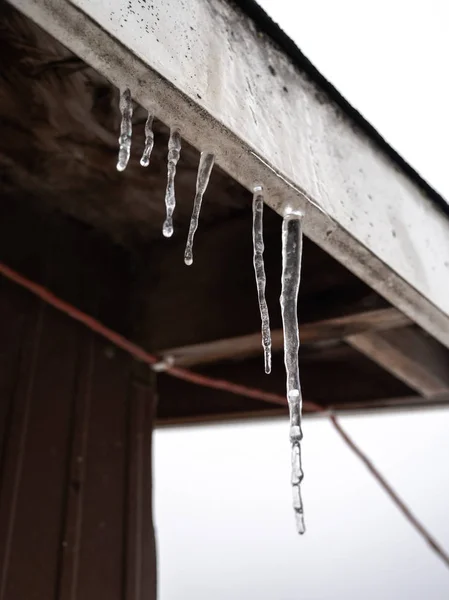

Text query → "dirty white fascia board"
[8,0,449,348]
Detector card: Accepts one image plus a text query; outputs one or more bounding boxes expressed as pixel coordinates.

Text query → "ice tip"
[162,221,174,238]
[140,157,150,167]
[264,351,271,374]
[294,511,306,535]
[116,162,126,172]
[184,252,193,266]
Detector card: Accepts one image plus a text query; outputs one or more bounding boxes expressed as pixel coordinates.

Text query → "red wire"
[329,415,449,568]
[1,259,448,569]
[0,262,321,412]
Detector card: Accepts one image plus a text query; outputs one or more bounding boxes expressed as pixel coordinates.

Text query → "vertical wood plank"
[74,341,129,600]
[56,332,95,600]
[0,299,157,600]
[124,375,157,600]
[0,299,45,600]
[0,281,31,486]
[0,303,82,600]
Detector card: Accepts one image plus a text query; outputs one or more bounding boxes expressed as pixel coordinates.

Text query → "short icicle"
[163,126,182,237]
[184,152,215,265]
[252,186,272,374]
[280,211,305,534]
[116,88,133,172]
[140,112,154,167]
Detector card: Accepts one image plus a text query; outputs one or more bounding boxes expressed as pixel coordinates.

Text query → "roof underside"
[1,2,449,425]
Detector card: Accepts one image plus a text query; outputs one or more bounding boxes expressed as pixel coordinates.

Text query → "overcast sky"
[155,410,449,599]
[154,1,449,598]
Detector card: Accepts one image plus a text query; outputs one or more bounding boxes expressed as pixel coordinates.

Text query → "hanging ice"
[116,88,133,172]
[252,186,272,374]
[163,126,182,237]
[280,211,305,534]
[184,152,215,265]
[140,112,154,167]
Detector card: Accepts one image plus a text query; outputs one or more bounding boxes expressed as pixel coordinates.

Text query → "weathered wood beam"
[347,327,449,400]
[156,343,414,422]
[9,0,449,350]
[155,393,449,427]
[156,408,288,428]
[158,307,410,368]
[329,393,449,413]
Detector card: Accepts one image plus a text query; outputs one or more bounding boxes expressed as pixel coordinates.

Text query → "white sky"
[155,410,449,599]
[154,2,449,598]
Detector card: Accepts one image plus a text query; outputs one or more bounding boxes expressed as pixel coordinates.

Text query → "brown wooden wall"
[0,199,157,600]
[0,277,156,600]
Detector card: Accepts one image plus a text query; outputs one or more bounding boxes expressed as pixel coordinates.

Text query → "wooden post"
[0,201,157,600]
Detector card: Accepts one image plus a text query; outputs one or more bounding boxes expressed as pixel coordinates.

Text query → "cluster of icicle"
[252,187,305,534]
[117,88,305,534]
[116,88,214,264]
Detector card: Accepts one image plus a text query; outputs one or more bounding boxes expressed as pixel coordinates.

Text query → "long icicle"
[184,152,215,265]
[116,88,133,172]
[280,211,305,534]
[252,186,272,374]
[140,112,154,167]
[163,126,182,237]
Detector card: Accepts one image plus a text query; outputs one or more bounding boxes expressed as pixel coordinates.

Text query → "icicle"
[140,112,154,167]
[162,126,182,238]
[116,88,133,172]
[184,152,215,265]
[252,186,272,374]
[280,212,305,534]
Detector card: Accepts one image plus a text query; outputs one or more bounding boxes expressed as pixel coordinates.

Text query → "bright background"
[155,411,449,599]
[155,1,449,598]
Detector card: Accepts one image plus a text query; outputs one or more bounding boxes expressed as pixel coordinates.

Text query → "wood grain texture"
[347,326,449,400]
[0,218,156,600]
[159,307,410,368]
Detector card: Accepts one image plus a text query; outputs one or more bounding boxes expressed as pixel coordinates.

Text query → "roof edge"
[234,0,449,218]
